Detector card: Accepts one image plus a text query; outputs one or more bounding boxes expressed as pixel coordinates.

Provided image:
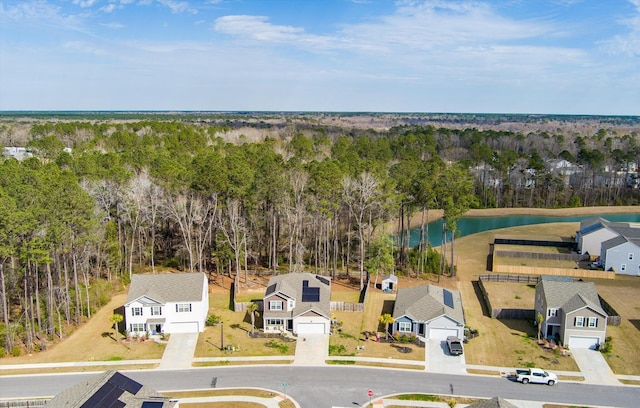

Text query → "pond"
[401,212,640,248]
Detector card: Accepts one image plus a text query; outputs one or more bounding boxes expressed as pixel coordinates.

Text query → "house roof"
[264,272,331,319]
[580,217,640,241]
[393,285,464,325]
[467,397,518,408]
[126,272,206,305]
[601,235,629,252]
[537,280,606,316]
[45,370,176,408]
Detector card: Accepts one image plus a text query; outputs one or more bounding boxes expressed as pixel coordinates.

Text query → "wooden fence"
[493,263,615,280]
[479,274,541,284]
[494,250,588,262]
[330,302,364,312]
[599,296,622,326]
[0,401,47,408]
[234,300,263,313]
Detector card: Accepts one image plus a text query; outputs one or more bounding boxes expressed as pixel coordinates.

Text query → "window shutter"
[176,304,178,312]
[189,304,192,312]
[595,318,598,328]
[574,317,577,326]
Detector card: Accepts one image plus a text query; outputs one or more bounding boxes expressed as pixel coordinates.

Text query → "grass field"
[0,293,165,366]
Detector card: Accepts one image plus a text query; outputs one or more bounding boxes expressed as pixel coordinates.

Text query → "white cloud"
[100,21,124,29]
[64,40,108,55]
[599,0,640,56]
[100,4,117,13]
[157,0,197,14]
[72,0,100,8]
[214,15,305,42]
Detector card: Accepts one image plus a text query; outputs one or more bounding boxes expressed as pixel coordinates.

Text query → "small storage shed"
[381,274,398,292]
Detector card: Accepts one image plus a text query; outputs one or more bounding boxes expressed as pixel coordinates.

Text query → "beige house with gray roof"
[125,272,208,335]
[262,272,331,335]
[535,277,607,349]
[392,285,465,340]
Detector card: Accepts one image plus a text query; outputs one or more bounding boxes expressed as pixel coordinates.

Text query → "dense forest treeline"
[0,115,638,356]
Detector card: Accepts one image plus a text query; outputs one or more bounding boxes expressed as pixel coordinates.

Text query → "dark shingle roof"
[393,285,464,325]
[126,273,206,305]
[264,272,331,318]
[45,370,176,408]
[538,280,605,316]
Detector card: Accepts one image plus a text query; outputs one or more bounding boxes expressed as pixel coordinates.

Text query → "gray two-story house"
[262,272,331,335]
[535,277,607,349]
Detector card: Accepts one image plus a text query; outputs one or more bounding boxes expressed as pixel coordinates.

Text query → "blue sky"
[1,0,639,114]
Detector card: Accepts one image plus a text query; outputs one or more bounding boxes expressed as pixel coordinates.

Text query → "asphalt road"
[2,366,638,407]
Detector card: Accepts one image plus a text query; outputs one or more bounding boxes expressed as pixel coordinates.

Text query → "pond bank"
[399,206,639,231]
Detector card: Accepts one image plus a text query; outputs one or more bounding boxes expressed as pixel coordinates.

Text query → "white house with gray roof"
[577,217,640,275]
[125,272,208,335]
[262,272,331,335]
[392,285,465,340]
[600,233,640,276]
[535,278,607,349]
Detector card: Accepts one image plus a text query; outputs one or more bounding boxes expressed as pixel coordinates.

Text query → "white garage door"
[297,323,326,334]
[429,328,459,340]
[170,322,199,333]
[568,336,599,349]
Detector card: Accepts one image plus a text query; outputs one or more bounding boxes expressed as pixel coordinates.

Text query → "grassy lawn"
[585,275,640,375]
[194,278,295,358]
[455,222,581,372]
[0,293,166,367]
[482,282,536,309]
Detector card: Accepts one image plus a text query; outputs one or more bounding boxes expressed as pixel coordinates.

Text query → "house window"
[176,303,192,313]
[130,323,145,332]
[132,307,143,316]
[151,306,162,316]
[588,317,598,328]
[266,319,283,326]
[575,316,585,327]
[548,308,557,317]
[629,253,634,260]
[269,301,283,311]
[621,264,626,272]
[398,322,412,332]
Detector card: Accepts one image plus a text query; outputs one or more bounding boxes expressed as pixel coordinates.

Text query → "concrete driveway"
[425,339,466,374]
[571,348,620,385]
[158,332,199,370]
[293,334,329,366]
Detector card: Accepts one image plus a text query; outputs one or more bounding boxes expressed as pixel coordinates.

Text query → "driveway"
[425,339,466,374]
[293,334,329,366]
[571,348,620,385]
[158,332,199,370]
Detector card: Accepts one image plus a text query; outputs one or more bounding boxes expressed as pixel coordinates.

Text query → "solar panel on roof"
[109,372,143,394]
[142,402,166,408]
[315,276,330,286]
[443,289,454,309]
[302,280,309,288]
[302,287,320,302]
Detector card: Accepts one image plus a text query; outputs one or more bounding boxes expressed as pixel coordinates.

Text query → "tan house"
[534,277,607,349]
[262,272,331,335]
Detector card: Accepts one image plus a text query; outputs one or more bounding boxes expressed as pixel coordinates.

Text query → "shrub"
[0,347,5,358]
[265,340,289,354]
[206,314,221,326]
[11,347,21,357]
[599,336,613,354]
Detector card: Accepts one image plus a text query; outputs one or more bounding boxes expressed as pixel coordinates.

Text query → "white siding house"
[601,237,640,276]
[124,272,209,335]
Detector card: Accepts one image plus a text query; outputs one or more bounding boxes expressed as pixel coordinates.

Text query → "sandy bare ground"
[398,206,639,231]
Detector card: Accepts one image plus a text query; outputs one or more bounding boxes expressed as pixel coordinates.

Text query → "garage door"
[297,323,326,334]
[170,322,199,333]
[429,328,459,340]
[568,336,599,349]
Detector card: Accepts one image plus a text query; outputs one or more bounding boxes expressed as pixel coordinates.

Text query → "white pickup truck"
[515,368,558,386]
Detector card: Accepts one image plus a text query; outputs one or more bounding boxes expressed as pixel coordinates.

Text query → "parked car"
[446,336,463,355]
[515,368,557,386]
